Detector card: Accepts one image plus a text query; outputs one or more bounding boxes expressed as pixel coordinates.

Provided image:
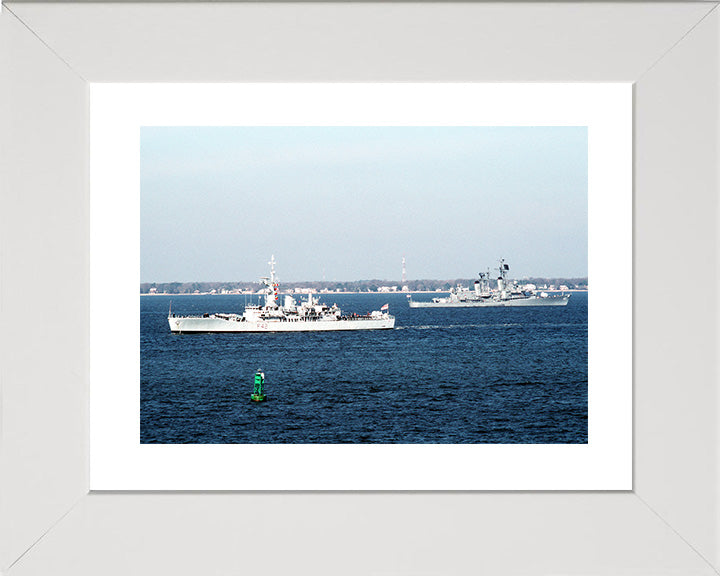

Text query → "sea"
[141,291,588,444]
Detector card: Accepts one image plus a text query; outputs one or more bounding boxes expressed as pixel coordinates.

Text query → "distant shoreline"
[141,289,588,296]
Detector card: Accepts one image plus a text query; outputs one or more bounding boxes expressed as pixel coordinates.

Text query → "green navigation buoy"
[251,368,267,402]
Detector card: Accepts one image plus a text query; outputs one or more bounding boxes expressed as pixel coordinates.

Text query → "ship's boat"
[407,259,571,308]
[169,256,395,333]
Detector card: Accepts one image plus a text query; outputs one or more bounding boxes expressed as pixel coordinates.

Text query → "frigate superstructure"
[407,259,571,308]
[169,256,395,333]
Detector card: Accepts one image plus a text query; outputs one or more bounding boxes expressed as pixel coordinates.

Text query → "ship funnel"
[474,280,481,295]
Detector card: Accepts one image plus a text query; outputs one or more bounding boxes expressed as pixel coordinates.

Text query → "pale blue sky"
[141,126,587,282]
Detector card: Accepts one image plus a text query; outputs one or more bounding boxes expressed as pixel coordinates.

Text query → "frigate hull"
[408,295,570,308]
[169,316,395,333]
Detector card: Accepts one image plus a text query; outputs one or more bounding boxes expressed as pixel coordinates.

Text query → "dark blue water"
[141,292,587,444]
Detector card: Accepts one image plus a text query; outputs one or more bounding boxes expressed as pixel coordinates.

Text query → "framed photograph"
[2,2,718,574]
[90,83,630,490]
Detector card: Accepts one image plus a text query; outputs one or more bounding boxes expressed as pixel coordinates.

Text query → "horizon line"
[141,275,590,284]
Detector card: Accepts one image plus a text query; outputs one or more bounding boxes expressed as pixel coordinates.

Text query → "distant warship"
[407,259,571,308]
[169,256,395,333]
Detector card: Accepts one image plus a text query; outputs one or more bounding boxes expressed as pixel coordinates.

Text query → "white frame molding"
[2,2,719,574]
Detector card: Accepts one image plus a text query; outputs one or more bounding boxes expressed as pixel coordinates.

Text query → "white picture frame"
[2,2,719,574]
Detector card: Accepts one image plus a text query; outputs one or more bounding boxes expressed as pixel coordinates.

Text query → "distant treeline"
[141,277,588,294]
